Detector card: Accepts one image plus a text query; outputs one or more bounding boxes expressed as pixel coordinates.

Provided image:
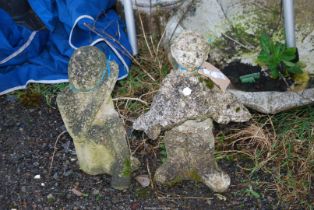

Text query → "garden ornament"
[57,46,135,190]
[134,31,251,192]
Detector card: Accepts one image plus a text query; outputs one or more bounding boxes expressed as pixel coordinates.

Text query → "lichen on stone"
[57,46,135,190]
[154,119,231,192]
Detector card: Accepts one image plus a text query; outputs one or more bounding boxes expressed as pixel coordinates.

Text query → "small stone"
[71,188,83,197]
[53,173,58,180]
[62,141,71,153]
[63,170,72,177]
[92,189,100,195]
[215,193,227,201]
[182,87,192,96]
[112,196,119,204]
[21,186,26,192]
[206,199,212,206]
[47,194,55,203]
[33,162,39,167]
[41,183,45,187]
[66,193,72,199]
[34,175,41,179]
[135,175,150,187]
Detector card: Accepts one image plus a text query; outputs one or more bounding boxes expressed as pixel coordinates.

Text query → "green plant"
[257,34,303,79]
[243,185,260,199]
[12,83,67,107]
[159,142,167,163]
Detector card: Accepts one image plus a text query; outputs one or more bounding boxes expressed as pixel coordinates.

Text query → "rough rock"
[230,88,314,114]
[133,70,251,140]
[154,118,230,192]
[57,46,132,190]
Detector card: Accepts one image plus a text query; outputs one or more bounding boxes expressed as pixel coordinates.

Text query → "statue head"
[68,46,107,91]
[171,31,209,71]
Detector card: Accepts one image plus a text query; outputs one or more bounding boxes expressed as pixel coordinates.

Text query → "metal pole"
[123,0,138,55]
[283,0,296,48]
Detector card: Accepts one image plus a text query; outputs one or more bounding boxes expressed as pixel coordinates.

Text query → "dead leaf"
[71,188,83,197]
[214,193,227,201]
[135,175,150,187]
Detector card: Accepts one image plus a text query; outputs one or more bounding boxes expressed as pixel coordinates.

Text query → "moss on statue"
[121,158,132,177]
[187,169,202,182]
[74,140,114,175]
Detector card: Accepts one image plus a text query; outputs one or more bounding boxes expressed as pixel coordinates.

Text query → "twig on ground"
[217,150,255,159]
[131,139,147,155]
[113,97,148,106]
[139,90,158,99]
[146,159,154,189]
[157,192,213,201]
[221,33,253,50]
[138,14,154,58]
[156,28,167,56]
[150,35,162,69]
[48,130,68,176]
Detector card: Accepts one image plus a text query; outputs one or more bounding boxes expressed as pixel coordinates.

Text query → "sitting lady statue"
[57,46,132,190]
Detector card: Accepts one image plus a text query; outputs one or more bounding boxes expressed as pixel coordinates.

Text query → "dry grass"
[216,107,314,208]
[112,22,171,121]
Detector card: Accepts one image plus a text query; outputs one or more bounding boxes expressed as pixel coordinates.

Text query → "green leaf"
[269,65,279,79]
[282,47,297,61]
[283,60,296,67]
[260,34,272,54]
[284,47,297,56]
[257,53,270,64]
[273,43,284,62]
[287,64,303,74]
[256,34,304,79]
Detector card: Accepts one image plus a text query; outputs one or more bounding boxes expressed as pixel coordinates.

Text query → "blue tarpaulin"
[0,0,132,94]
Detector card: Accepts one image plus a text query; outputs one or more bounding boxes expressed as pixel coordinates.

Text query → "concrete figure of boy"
[57,46,133,190]
[134,31,251,192]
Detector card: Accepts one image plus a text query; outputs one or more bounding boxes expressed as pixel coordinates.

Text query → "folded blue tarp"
[0,0,132,94]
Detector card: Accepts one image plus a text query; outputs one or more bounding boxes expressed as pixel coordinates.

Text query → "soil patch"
[222,61,289,92]
[0,94,282,209]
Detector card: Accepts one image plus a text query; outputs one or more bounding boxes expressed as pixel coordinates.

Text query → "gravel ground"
[0,94,281,209]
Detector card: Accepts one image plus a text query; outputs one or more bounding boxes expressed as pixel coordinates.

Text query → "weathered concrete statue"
[57,46,131,190]
[134,31,251,192]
